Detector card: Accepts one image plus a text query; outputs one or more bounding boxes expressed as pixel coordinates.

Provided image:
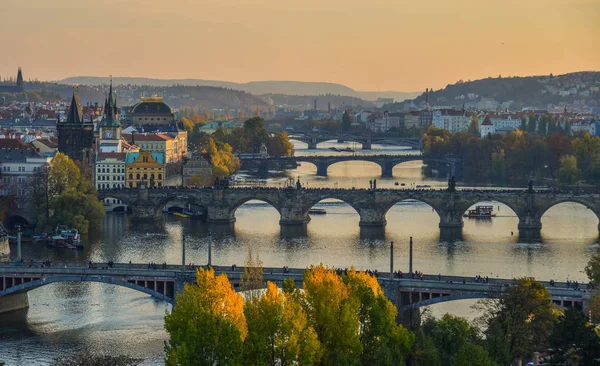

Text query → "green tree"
[538,114,548,135]
[421,314,480,365]
[483,278,556,364]
[585,249,600,285]
[556,155,579,185]
[547,308,600,365]
[489,149,507,185]
[342,110,352,131]
[411,329,442,366]
[468,113,480,137]
[164,267,247,366]
[451,343,497,366]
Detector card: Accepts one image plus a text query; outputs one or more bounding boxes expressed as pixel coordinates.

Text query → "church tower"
[98,80,123,153]
[16,67,23,92]
[57,88,95,163]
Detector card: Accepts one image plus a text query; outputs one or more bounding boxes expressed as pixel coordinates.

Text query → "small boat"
[329,147,339,152]
[464,205,496,218]
[308,208,327,215]
[173,212,192,218]
[416,185,432,189]
[394,182,399,186]
[342,147,354,152]
[48,235,78,249]
[401,183,406,186]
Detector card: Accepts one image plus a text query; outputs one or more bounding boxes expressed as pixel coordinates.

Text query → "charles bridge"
[238,153,459,178]
[97,186,600,240]
[0,262,589,317]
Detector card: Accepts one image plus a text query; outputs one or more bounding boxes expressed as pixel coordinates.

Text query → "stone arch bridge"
[0,263,588,316]
[239,154,458,178]
[98,187,600,240]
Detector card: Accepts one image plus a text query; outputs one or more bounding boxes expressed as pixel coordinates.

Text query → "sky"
[1,0,599,92]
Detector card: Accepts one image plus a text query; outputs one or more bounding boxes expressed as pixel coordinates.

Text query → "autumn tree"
[342,110,352,131]
[240,248,264,300]
[451,343,497,366]
[547,308,600,365]
[302,265,362,365]
[556,155,579,185]
[243,281,322,365]
[343,268,414,365]
[165,267,247,366]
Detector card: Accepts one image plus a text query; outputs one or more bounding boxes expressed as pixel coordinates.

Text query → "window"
[17,189,24,196]
[18,166,25,172]
[136,174,140,179]
[18,177,26,184]
[3,177,9,183]
[150,174,155,180]
[143,174,147,180]
[158,174,162,180]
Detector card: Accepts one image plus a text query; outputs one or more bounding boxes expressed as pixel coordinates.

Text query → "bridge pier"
[518,217,542,241]
[358,208,387,228]
[381,162,394,178]
[206,206,236,224]
[131,204,162,221]
[307,141,318,150]
[439,210,464,241]
[0,291,29,314]
[361,141,372,150]
[316,162,328,177]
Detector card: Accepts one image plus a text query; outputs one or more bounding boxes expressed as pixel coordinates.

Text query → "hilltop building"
[0,68,24,94]
[57,89,94,164]
[129,95,176,125]
[480,115,495,137]
[183,153,212,187]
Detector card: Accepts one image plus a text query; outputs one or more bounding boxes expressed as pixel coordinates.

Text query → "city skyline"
[1,0,599,92]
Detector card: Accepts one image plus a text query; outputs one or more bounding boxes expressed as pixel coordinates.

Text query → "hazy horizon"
[1,0,599,91]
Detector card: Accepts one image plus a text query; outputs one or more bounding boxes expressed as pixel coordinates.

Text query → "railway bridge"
[0,262,589,316]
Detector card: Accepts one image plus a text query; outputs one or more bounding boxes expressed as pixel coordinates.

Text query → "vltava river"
[0,142,597,365]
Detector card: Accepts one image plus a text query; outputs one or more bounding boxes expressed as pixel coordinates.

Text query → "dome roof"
[130,99,173,115]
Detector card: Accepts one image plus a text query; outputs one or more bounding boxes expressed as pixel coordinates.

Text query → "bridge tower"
[307,135,318,150]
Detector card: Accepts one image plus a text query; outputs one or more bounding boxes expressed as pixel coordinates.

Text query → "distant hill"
[59,76,418,102]
[403,71,600,110]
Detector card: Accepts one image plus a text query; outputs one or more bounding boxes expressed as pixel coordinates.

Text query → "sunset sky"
[1,0,599,91]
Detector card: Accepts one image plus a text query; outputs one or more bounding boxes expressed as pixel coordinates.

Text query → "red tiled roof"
[35,138,58,148]
[122,133,172,141]
[0,138,30,149]
[481,115,493,126]
[97,152,126,160]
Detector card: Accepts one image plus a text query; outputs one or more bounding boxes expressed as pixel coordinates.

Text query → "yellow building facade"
[125,151,165,188]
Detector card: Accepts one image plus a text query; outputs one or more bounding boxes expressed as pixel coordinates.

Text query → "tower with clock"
[98,80,123,153]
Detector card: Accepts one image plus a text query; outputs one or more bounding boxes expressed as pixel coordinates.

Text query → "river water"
[0,141,597,365]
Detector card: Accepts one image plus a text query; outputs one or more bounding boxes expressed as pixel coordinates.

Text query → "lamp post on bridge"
[208,230,212,267]
[389,241,394,280]
[16,224,22,263]
[409,236,413,275]
[181,232,185,273]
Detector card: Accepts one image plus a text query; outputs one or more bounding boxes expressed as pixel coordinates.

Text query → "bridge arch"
[324,159,386,177]
[537,198,600,221]
[155,194,206,218]
[383,197,442,222]
[0,276,175,305]
[538,199,600,239]
[230,197,281,222]
[400,292,499,311]
[5,214,31,229]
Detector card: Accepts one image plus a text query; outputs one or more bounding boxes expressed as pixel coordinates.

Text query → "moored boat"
[308,208,327,215]
[173,212,192,218]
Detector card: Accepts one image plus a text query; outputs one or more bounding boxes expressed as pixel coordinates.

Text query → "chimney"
[131,131,135,145]
[328,102,331,114]
[425,88,429,105]
[314,99,317,111]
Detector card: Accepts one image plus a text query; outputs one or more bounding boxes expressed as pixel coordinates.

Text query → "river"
[0,141,597,365]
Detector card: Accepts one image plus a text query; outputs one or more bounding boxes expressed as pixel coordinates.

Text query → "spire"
[425,88,429,105]
[16,67,23,91]
[101,77,120,127]
[66,87,84,124]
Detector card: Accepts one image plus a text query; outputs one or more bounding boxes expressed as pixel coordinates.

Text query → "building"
[199,121,236,134]
[441,110,470,132]
[0,68,24,94]
[129,95,176,126]
[404,111,421,129]
[95,152,126,190]
[123,133,181,163]
[432,110,444,129]
[183,153,212,186]
[125,151,165,188]
[0,141,53,210]
[57,90,94,164]
[419,89,433,127]
[31,138,58,154]
[480,115,496,137]
[97,82,123,153]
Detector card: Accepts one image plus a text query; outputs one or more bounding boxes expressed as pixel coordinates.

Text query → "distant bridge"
[0,262,588,315]
[97,186,600,240]
[238,154,454,178]
[288,134,421,150]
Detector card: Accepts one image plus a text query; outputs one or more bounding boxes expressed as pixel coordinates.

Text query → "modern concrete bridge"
[0,262,589,315]
[239,154,452,178]
[98,186,600,240]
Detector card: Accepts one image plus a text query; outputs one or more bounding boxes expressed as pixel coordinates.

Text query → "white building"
[480,115,496,137]
[95,152,126,191]
[442,110,470,132]
[432,110,444,129]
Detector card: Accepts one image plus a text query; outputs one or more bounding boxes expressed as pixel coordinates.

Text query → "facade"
[129,95,176,126]
[0,143,52,209]
[125,151,165,188]
[442,110,470,132]
[57,91,94,164]
[183,153,212,186]
[404,112,421,129]
[432,110,444,129]
[123,133,181,163]
[31,138,58,154]
[480,115,496,137]
[95,152,126,190]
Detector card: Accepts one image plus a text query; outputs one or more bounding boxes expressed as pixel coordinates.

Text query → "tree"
[420,314,480,366]
[243,281,322,365]
[451,343,497,366]
[468,113,480,137]
[164,267,247,366]
[489,149,507,185]
[302,265,362,365]
[240,248,264,300]
[538,114,548,135]
[547,308,600,365]
[483,278,556,364]
[556,155,579,185]
[342,110,352,131]
[585,249,600,285]
[343,268,414,365]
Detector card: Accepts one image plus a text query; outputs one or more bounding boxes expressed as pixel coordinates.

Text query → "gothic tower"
[16,67,23,92]
[97,80,123,153]
[57,89,95,164]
